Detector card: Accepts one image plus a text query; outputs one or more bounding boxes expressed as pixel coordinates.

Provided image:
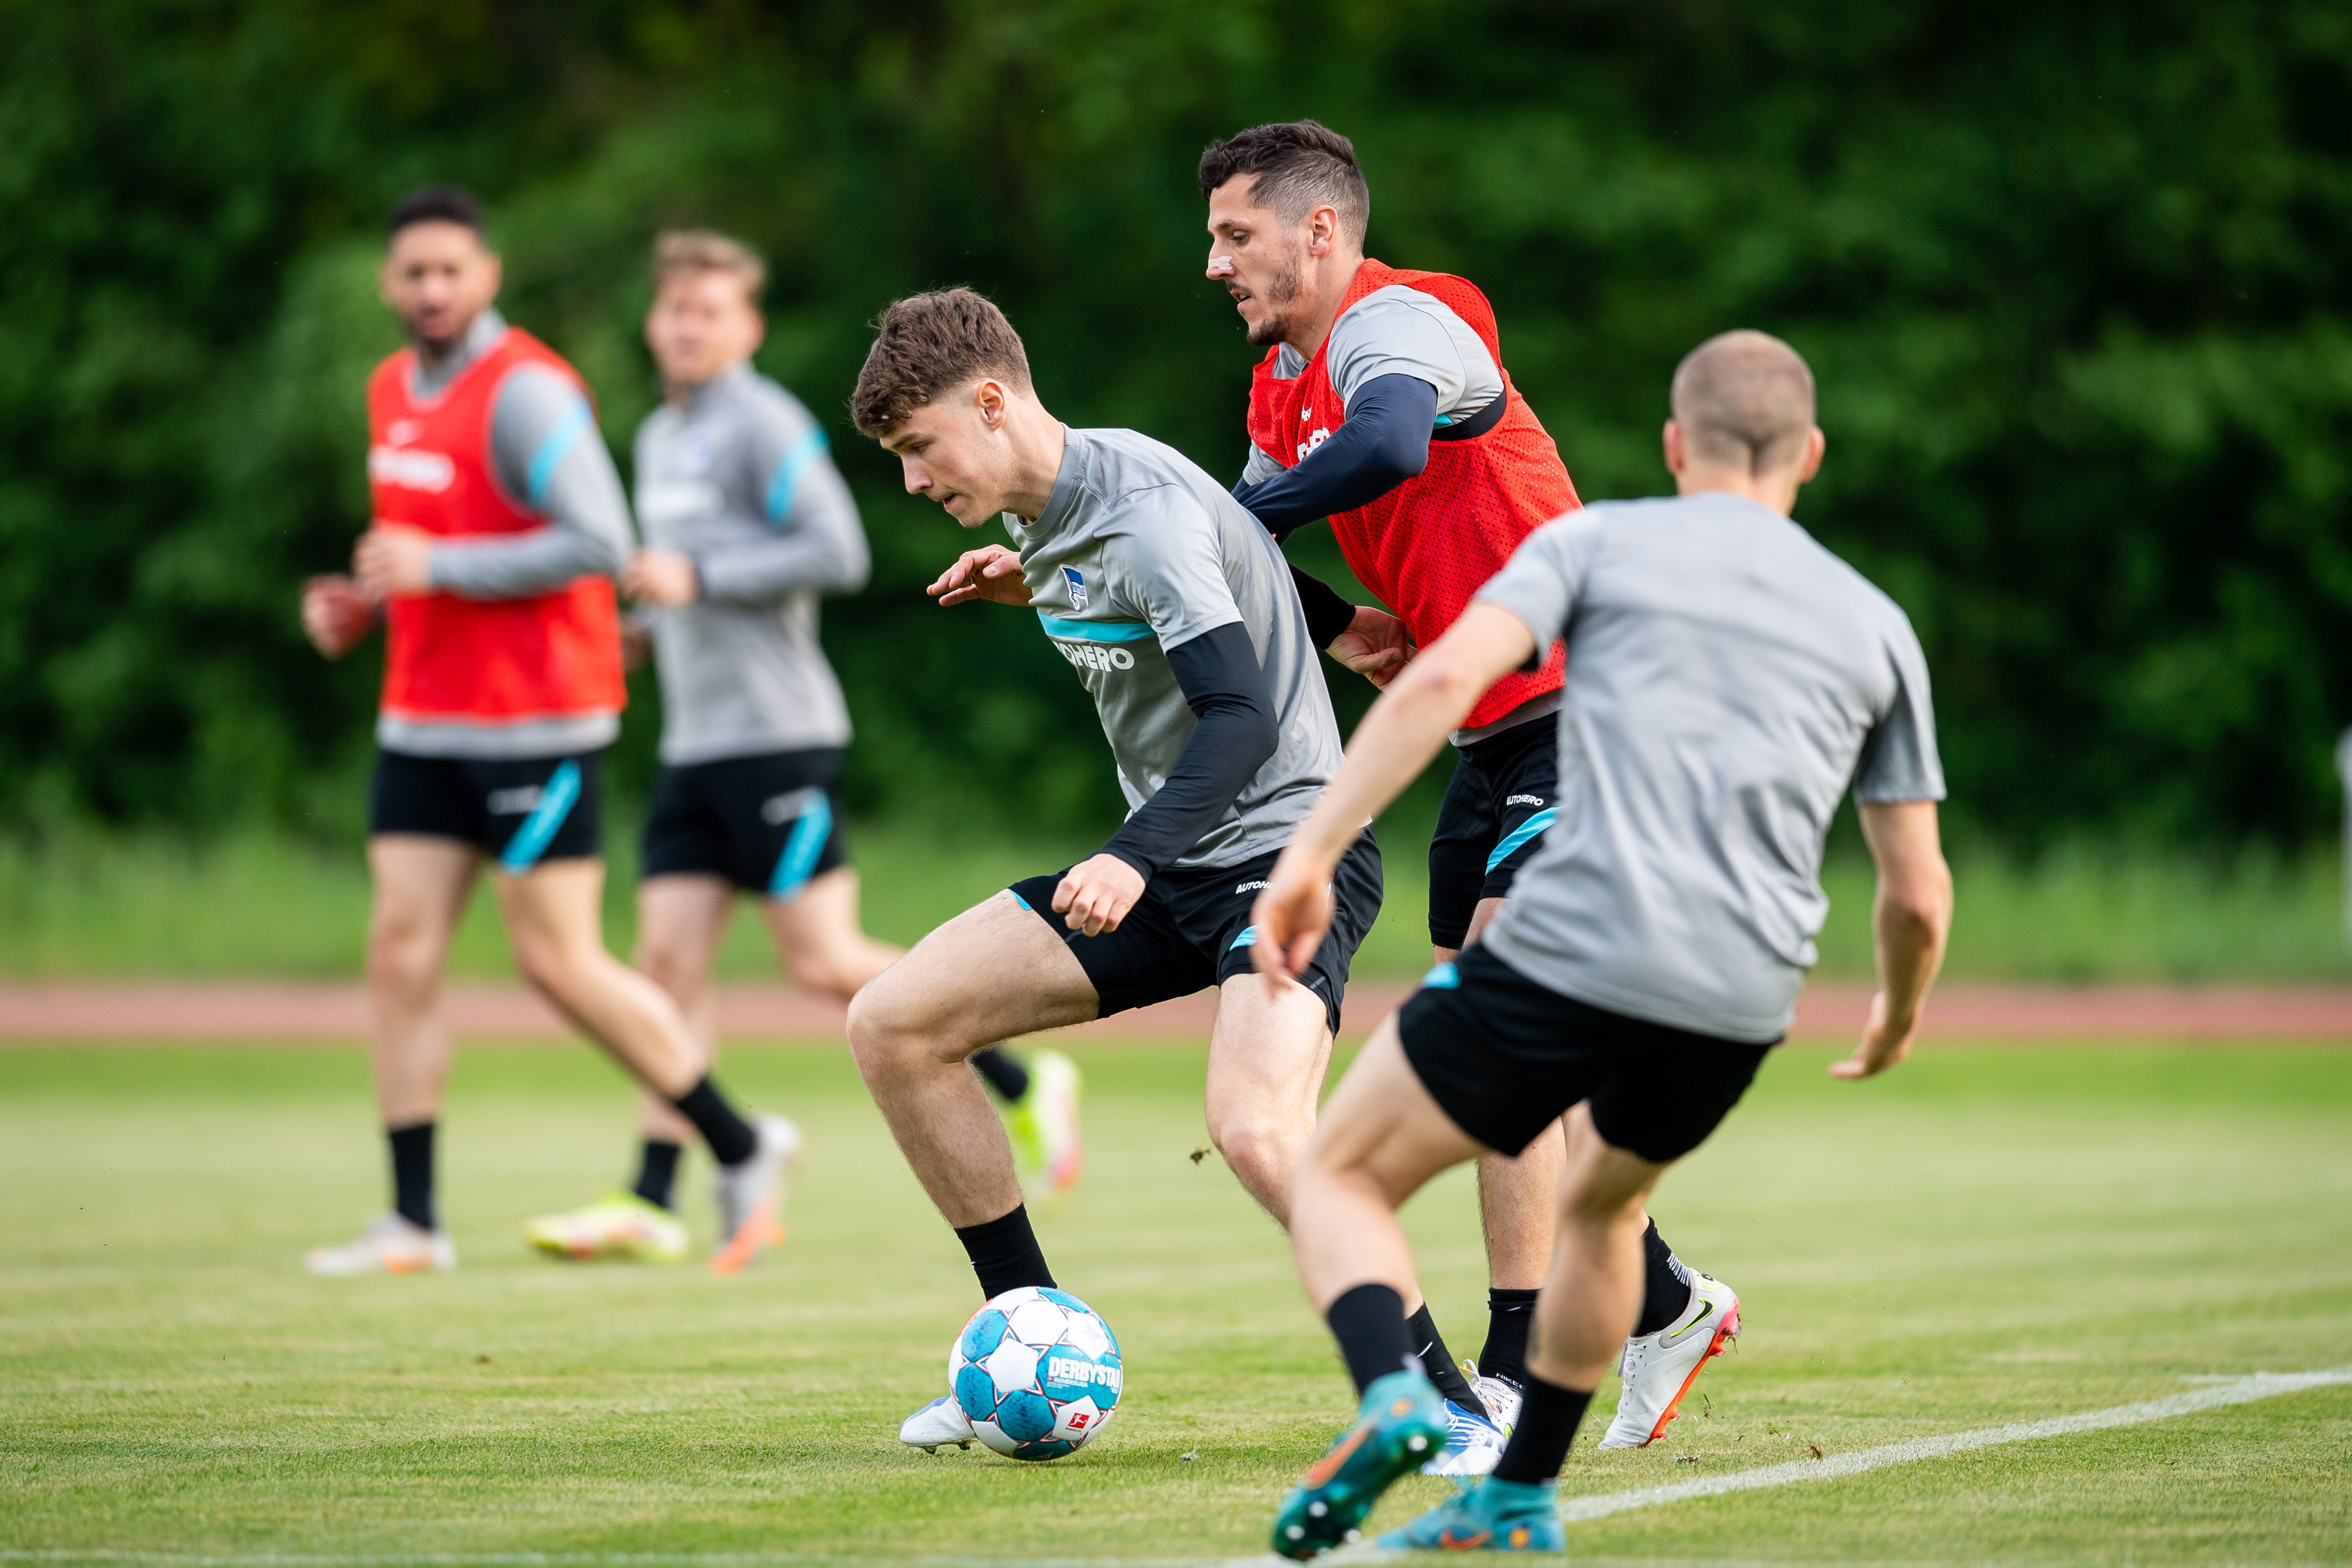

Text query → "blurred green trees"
[3,1,2348,846]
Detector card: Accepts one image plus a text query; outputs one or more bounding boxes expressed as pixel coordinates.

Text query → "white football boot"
[709,1112,803,1276]
[1421,1395,1508,1476]
[304,1213,456,1276]
[1599,1271,1740,1449]
[899,1394,976,1453]
[1465,1360,1524,1434]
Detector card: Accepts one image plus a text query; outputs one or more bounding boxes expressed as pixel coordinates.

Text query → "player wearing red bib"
[1202,123,1738,1456]
[298,187,793,1277]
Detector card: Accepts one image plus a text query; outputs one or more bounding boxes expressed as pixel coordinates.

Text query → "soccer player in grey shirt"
[517,233,1080,1267]
[297,189,791,1280]
[842,289,1491,1457]
[1250,332,1953,1554]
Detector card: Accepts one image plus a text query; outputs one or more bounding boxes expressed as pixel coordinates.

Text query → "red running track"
[1,980,2348,1043]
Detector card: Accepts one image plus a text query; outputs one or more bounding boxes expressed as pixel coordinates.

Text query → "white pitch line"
[1552,1364,2352,1524]
[1232,1365,2352,1566]
[12,1368,2350,1568]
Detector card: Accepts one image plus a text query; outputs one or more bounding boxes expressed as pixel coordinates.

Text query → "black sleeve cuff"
[1290,564,1359,649]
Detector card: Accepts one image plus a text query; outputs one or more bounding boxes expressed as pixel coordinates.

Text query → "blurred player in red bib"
[297,187,791,1278]
[1202,123,1736,1456]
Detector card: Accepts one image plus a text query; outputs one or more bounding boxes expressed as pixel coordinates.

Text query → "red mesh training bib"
[1247,260,1578,730]
[366,327,625,729]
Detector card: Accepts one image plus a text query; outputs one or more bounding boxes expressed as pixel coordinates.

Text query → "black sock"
[970,1047,1031,1103]
[667,1075,758,1167]
[1408,1303,1486,1417]
[1633,1219,1696,1338]
[954,1204,1056,1299]
[387,1120,435,1231]
[1480,1288,1541,1385]
[633,1139,683,1211]
[1493,1370,1593,1483]
[1327,1282,1415,1395]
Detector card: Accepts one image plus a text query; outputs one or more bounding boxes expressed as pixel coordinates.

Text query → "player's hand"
[1053,853,1145,937]
[619,619,653,671]
[927,544,1030,608]
[1830,990,1916,1079]
[1248,847,1337,998]
[623,547,699,607]
[301,574,377,659]
[1329,605,1415,689]
[352,525,437,599]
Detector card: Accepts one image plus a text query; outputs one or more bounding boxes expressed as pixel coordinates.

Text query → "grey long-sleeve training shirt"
[632,363,869,764]
[375,309,638,760]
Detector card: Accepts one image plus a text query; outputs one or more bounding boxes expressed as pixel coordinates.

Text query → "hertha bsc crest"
[1061,565,1088,610]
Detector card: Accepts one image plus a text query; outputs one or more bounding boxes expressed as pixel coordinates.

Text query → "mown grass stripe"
[12,1365,2348,1568]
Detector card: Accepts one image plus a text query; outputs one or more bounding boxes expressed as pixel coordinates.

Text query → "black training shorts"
[1427,717,1559,950]
[369,748,604,870]
[640,748,849,898]
[1010,835,1383,1035]
[1398,945,1776,1162]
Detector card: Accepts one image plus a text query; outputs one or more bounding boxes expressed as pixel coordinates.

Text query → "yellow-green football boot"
[1002,1049,1083,1208]
[522,1192,689,1263]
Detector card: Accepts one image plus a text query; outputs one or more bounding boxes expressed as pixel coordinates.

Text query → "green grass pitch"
[2,1039,2347,1562]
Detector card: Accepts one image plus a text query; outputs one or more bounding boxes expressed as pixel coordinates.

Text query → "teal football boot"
[1270,1368,1449,1558]
[1378,1476,1565,1551]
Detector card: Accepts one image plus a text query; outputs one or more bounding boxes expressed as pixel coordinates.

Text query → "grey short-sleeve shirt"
[1007,427,1344,871]
[633,366,868,763]
[1241,283,1506,486]
[1473,492,1945,1042]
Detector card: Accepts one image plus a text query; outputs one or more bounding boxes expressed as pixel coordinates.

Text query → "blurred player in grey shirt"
[522,234,1077,1266]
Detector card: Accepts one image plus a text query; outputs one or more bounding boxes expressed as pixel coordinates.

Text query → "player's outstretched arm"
[1250,601,1536,987]
[926,544,1031,607]
[1835,800,1952,1080]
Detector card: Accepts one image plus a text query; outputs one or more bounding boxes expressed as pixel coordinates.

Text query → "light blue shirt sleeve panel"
[1101,487,1247,655]
[1472,513,1608,652]
[693,381,869,606]
[1852,607,1948,803]
[429,364,633,600]
[1325,286,1504,423]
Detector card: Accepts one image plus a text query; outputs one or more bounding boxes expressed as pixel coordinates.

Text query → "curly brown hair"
[851,288,1033,437]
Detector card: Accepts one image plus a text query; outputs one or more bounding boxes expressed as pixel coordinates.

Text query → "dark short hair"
[851,288,1033,437]
[1197,120,1370,246]
[1670,331,1818,474]
[387,184,485,241]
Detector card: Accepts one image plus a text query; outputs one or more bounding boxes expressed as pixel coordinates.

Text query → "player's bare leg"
[365,836,479,1127]
[1533,1104,1669,1390]
[1202,973,1334,1224]
[497,861,705,1095]
[1274,1016,1488,1551]
[1445,894,1720,1441]
[846,892,1095,1228]
[307,835,478,1275]
[630,872,734,1148]
[848,891,1098,1453]
[500,861,790,1272]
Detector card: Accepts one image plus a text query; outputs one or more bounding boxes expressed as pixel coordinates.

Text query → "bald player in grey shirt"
[1253,331,1955,1550]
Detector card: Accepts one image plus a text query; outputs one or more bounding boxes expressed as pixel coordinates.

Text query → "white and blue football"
[948,1286,1123,1461]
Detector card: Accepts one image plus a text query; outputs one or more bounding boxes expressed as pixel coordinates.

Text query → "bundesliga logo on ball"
[949,1286,1123,1461]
